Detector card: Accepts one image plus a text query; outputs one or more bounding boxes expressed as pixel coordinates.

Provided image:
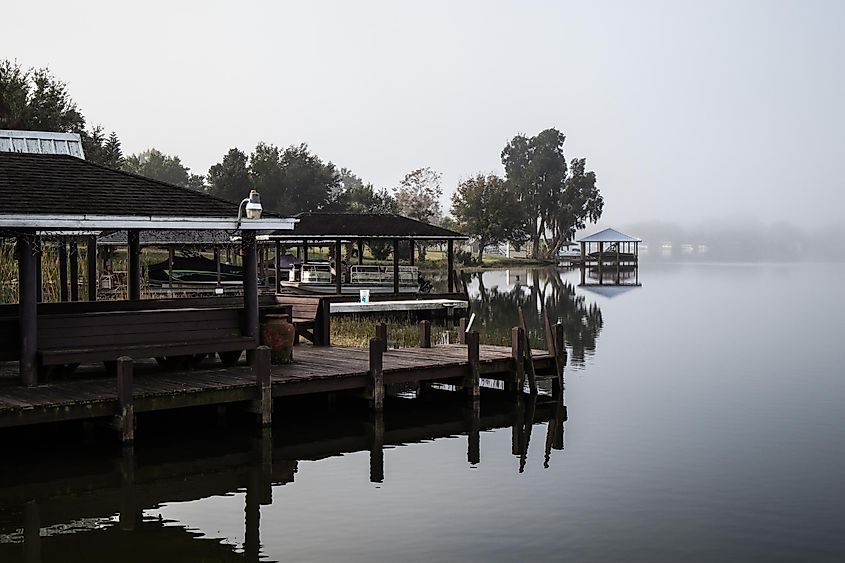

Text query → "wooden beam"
[458,316,468,344]
[409,240,415,266]
[357,239,364,265]
[447,239,455,292]
[242,231,260,347]
[69,238,79,301]
[58,236,68,302]
[335,239,342,295]
[302,239,309,263]
[87,235,97,301]
[393,238,400,294]
[18,231,38,386]
[127,229,141,300]
[34,236,42,303]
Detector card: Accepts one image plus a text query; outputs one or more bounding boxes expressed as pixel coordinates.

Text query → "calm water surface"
[1,262,844,562]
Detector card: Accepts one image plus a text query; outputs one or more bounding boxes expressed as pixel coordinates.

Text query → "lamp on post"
[238,189,263,355]
[237,189,263,227]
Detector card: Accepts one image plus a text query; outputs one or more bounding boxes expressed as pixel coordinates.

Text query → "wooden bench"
[273,296,331,346]
[36,307,256,371]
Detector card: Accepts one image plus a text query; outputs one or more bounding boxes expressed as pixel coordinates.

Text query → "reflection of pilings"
[544,398,567,468]
[23,500,41,563]
[518,393,537,473]
[369,412,385,483]
[119,446,138,532]
[465,400,480,465]
[244,468,261,563]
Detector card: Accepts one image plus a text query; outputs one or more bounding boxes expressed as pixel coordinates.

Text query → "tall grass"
[332,314,460,348]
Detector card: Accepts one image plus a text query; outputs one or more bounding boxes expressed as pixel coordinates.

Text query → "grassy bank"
[332,314,460,348]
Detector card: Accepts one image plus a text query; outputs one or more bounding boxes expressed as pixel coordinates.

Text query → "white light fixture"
[237,189,263,227]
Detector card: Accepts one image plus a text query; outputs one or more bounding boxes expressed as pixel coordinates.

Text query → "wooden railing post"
[511,326,525,393]
[458,317,468,344]
[116,356,134,445]
[368,338,384,411]
[318,297,332,346]
[465,331,480,401]
[419,320,431,348]
[255,346,272,426]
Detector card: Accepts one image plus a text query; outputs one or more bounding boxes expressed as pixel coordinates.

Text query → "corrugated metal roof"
[577,228,641,243]
[0,130,85,159]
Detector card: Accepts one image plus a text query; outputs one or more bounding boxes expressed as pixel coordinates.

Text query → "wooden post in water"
[465,331,481,401]
[511,326,525,394]
[18,231,38,387]
[419,320,431,348]
[368,337,384,411]
[375,322,388,352]
[458,316,468,344]
[23,500,40,563]
[58,236,68,302]
[87,235,97,301]
[466,399,480,465]
[255,346,272,426]
[116,356,134,444]
[69,238,79,301]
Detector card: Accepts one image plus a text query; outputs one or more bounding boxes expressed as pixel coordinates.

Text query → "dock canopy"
[266,212,468,241]
[577,228,642,243]
[0,151,295,231]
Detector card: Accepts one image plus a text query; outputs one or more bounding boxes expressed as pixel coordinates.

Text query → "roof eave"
[0,214,297,231]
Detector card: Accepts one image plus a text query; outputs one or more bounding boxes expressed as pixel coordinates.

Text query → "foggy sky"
[3,0,844,229]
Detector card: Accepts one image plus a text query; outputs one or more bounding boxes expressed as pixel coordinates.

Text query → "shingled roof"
[269,212,467,240]
[0,151,295,231]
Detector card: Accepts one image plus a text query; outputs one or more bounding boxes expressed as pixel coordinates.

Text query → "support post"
[215,245,222,288]
[34,237,42,303]
[447,239,455,292]
[242,231,260,347]
[69,238,79,301]
[255,346,272,426]
[511,326,525,393]
[167,247,175,291]
[375,322,388,352]
[465,331,481,400]
[302,240,309,263]
[275,241,281,294]
[335,238,342,295]
[127,229,141,300]
[116,356,134,444]
[598,241,604,285]
[58,236,68,302]
[357,238,364,265]
[409,239,415,266]
[419,320,431,348]
[87,235,97,301]
[368,337,384,411]
[18,231,38,386]
[392,237,400,294]
[458,316,468,344]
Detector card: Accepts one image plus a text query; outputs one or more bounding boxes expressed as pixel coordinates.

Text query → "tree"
[82,126,124,169]
[0,60,85,132]
[123,148,193,187]
[395,167,442,223]
[452,173,525,264]
[208,148,252,203]
[501,128,601,259]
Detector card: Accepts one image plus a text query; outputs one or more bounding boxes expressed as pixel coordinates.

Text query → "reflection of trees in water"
[470,268,602,367]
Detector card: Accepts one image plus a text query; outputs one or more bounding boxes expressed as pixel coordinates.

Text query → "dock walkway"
[0,344,555,429]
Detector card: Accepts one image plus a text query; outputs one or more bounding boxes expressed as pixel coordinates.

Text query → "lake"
[1,262,843,562]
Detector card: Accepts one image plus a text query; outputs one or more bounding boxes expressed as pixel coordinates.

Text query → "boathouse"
[576,227,641,286]
[0,149,295,386]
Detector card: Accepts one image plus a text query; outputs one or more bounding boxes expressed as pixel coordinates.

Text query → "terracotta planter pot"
[260,314,295,364]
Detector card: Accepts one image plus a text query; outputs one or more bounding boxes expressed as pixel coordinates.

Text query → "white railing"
[349,265,418,286]
[297,264,333,284]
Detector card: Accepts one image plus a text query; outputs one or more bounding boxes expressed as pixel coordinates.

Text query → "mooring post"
[368,337,384,411]
[369,411,385,483]
[116,356,134,445]
[458,317,468,344]
[465,331,481,401]
[375,322,388,353]
[255,346,273,422]
[511,326,525,394]
[23,500,41,563]
[419,320,431,348]
[255,346,272,427]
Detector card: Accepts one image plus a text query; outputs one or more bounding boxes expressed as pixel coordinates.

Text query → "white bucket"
[360,289,370,303]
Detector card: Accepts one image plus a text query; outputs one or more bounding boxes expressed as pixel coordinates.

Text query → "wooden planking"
[0,344,555,428]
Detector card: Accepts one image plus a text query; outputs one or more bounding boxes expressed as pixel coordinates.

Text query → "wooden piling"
[375,322,388,352]
[255,346,272,426]
[419,319,432,348]
[368,337,384,411]
[116,356,134,444]
[511,326,525,393]
[517,308,538,394]
[458,317,468,344]
[465,331,480,400]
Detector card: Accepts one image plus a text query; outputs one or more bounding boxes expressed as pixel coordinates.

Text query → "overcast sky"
[3,0,843,228]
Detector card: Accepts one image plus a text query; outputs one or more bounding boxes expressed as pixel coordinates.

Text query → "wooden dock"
[0,342,558,433]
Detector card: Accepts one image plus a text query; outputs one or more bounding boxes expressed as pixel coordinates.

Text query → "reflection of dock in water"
[0,393,566,561]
